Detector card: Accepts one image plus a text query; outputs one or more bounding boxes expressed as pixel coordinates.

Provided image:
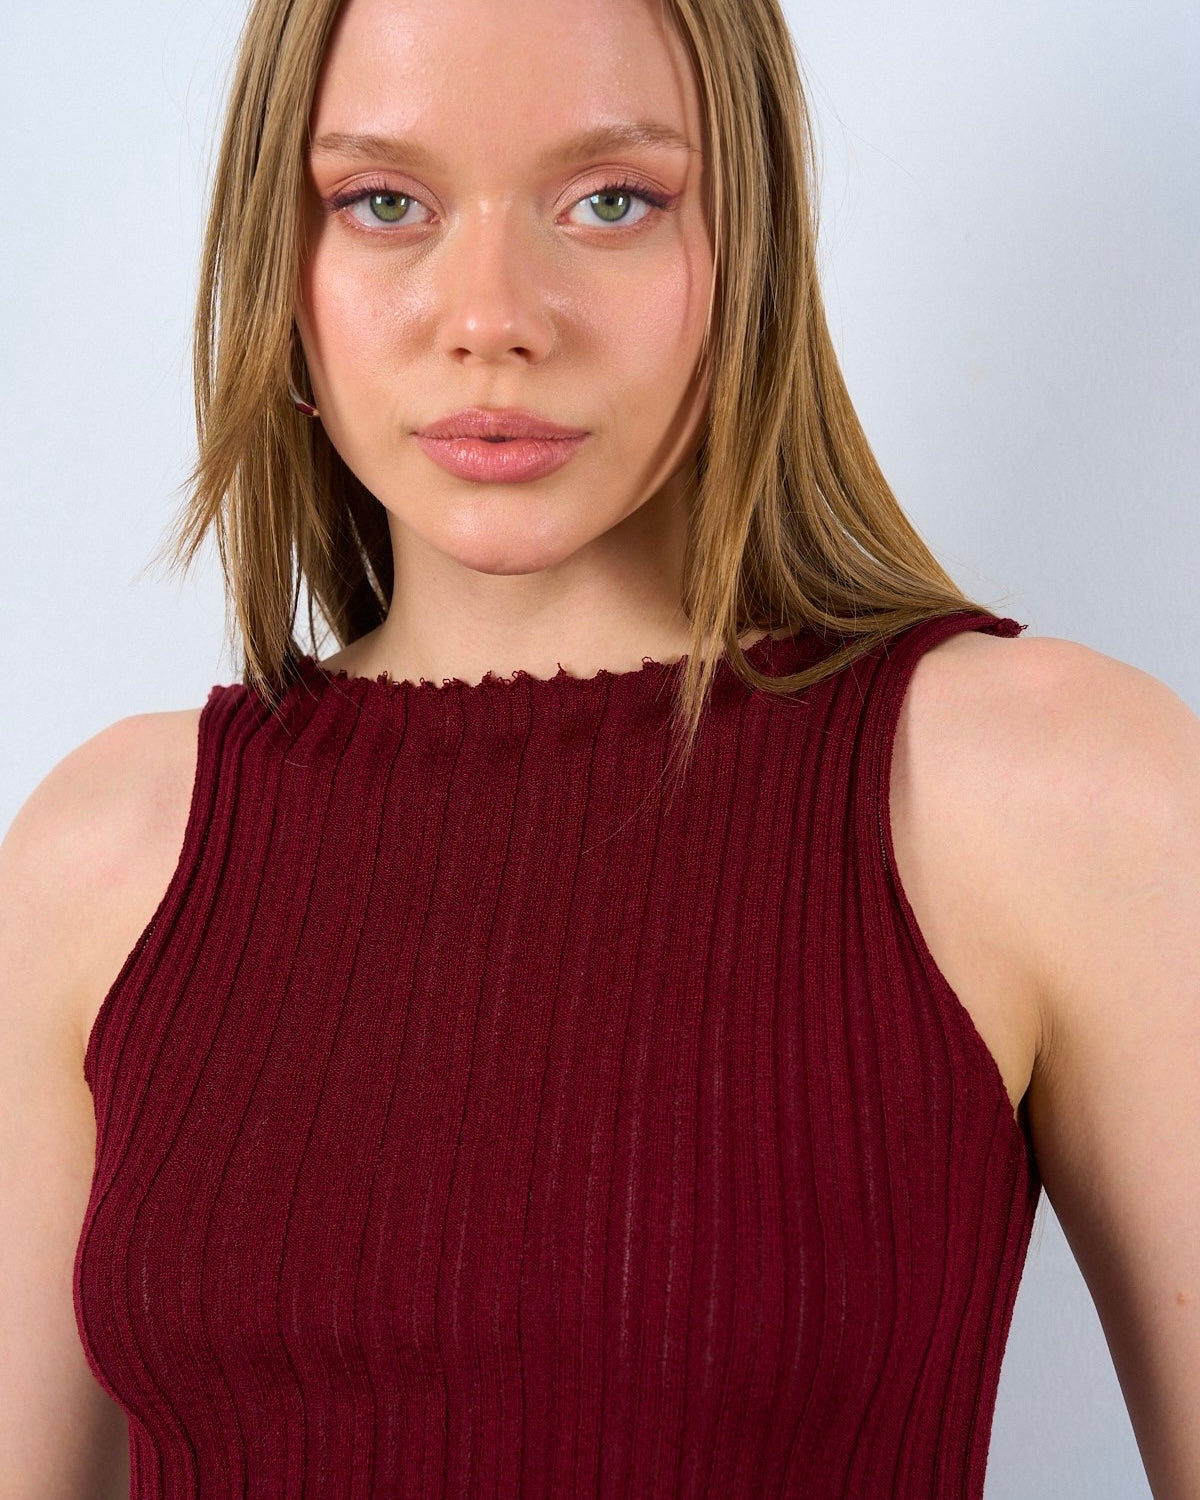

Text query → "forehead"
[310,0,703,154]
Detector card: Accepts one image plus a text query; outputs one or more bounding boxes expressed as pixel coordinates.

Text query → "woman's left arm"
[1017,639,1200,1500]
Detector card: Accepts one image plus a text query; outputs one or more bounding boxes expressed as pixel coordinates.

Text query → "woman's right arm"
[0,710,200,1500]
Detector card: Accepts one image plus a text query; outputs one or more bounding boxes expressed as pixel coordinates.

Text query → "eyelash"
[323,177,675,236]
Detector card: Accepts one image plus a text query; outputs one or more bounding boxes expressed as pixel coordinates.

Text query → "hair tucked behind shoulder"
[157,0,1007,776]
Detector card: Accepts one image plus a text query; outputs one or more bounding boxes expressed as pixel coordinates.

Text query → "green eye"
[588,190,633,224]
[369,192,410,224]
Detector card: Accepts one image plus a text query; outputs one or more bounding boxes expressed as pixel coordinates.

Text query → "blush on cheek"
[603,239,707,347]
[612,274,704,402]
[323,268,429,357]
[642,279,699,346]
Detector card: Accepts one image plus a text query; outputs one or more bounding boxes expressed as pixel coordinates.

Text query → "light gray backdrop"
[2,3,1197,1496]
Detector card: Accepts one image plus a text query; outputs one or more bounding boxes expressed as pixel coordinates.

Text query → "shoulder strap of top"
[83,681,256,1099]
[854,610,1027,878]
[844,609,1030,1138]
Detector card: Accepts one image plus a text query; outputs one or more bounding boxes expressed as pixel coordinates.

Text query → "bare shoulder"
[908,624,1190,751]
[0,710,201,1495]
[908,627,1198,845]
[1,708,204,1064]
[897,624,1200,1080]
[914,633,1200,1490]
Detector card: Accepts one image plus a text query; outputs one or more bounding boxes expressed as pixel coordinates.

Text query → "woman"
[2,0,1197,1494]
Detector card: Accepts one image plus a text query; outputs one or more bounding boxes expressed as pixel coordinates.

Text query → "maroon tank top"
[75,609,1040,1498]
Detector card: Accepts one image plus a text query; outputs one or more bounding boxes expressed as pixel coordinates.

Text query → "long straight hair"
[162,0,1004,779]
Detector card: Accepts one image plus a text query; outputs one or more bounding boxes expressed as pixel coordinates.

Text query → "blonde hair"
[164,0,1005,778]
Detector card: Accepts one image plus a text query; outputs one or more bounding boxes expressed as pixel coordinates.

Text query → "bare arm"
[1029,646,1200,1499]
[967,638,1200,1498]
[0,710,199,1500]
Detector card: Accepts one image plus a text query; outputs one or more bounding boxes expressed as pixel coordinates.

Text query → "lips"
[414,431,589,483]
[417,406,588,441]
[413,405,591,482]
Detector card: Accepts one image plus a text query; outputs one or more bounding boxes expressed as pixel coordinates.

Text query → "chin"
[446,541,583,577]
[418,507,603,577]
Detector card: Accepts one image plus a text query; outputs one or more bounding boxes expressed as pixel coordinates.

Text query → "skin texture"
[295,37,1200,1494]
[6,1,1200,1493]
[923,634,1200,1500]
[295,0,756,686]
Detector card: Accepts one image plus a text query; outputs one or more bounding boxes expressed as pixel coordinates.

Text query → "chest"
[76,656,1043,1494]
[79,880,1032,1481]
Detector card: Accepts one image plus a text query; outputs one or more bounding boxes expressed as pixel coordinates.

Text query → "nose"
[435,206,557,367]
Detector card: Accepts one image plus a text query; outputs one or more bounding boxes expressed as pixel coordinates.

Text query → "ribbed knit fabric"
[75,609,1041,1499]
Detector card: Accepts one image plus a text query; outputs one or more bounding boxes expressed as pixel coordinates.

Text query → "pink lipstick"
[414,407,590,484]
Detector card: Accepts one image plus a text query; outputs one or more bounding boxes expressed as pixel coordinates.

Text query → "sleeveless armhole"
[82,684,243,1094]
[859,610,1034,1164]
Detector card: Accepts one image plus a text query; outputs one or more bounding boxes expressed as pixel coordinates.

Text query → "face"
[296,0,714,585]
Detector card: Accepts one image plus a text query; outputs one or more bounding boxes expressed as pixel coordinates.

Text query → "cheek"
[579,248,710,395]
[302,246,422,381]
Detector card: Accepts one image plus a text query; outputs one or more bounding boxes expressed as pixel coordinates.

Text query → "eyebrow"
[309,121,698,172]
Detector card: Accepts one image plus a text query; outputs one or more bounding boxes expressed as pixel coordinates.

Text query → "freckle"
[1177,1290,1192,1306]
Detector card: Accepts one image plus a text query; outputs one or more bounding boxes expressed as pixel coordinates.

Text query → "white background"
[2,3,1197,1494]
